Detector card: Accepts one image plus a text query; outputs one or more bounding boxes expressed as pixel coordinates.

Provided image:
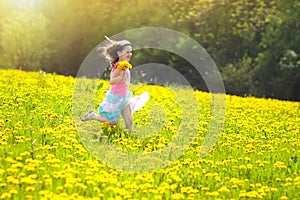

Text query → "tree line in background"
[0,0,299,100]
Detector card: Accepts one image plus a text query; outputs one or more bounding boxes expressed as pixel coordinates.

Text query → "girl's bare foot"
[81,110,118,125]
[81,110,96,121]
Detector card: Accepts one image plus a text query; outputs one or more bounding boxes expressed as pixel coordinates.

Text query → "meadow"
[0,69,299,200]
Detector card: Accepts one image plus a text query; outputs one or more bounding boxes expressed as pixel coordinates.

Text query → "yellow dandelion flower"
[170,184,177,191]
[25,186,35,192]
[0,183,7,187]
[218,186,230,193]
[9,187,18,194]
[239,165,247,170]
[7,176,20,185]
[280,196,288,200]
[172,193,185,200]
[45,178,52,186]
[205,191,219,196]
[7,167,18,173]
[201,187,209,191]
[294,181,300,185]
[247,164,253,169]
[16,156,23,161]
[284,182,292,187]
[294,177,300,182]
[286,177,293,182]
[93,187,100,193]
[256,183,262,187]
[273,161,287,169]
[270,187,278,192]
[154,195,163,200]
[5,157,17,164]
[56,186,64,191]
[64,183,73,188]
[0,193,11,199]
[117,61,132,70]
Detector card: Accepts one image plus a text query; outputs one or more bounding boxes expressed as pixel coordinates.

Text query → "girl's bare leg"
[81,110,117,124]
[94,115,115,123]
[121,92,149,132]
[121,104,132,132]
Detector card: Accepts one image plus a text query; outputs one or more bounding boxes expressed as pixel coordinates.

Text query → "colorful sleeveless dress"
[98,62,131,123]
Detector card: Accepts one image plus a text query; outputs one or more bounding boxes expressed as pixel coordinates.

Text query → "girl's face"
[118,45,132,62]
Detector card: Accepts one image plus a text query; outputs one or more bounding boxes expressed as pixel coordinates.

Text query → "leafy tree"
[39,0,107,75]
[38,0,173,76]
[169,0,278,66]
[0,9,52,70]
[221,57,258,96]
[169,0,300,100]
[254,0,300,100]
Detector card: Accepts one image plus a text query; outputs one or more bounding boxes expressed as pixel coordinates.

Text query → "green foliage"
[170,0,300,100]
[0,9,52,70]
[279,50,300,70]
[254,0,300,100]
[108,0,171,32]
[170,0,278,66]
[38,0,109,75]
[38,0,173,76]
[221,57,258,96]
[0,0,299,100]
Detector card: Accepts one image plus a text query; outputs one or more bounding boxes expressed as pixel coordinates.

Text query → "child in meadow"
[81,36,149,132]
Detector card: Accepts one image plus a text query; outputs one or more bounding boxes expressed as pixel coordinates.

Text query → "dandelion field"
[0,69,299,200]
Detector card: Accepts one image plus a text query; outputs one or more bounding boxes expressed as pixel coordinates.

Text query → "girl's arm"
[109,69,124,85]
